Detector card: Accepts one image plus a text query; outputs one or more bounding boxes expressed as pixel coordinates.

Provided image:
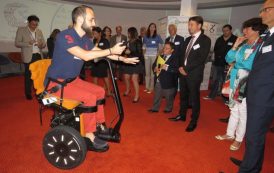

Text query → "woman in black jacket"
[47,29,60,58]
[122,27,144,103]
[91,27,112,96]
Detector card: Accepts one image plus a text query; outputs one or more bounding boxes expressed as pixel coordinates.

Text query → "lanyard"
[28,28,36,41]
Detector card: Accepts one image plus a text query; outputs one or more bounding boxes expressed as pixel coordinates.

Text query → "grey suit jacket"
[110,34,127,47]
[15,26,46,63]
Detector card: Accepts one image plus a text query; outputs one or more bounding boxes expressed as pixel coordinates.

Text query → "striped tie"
[184,36,195,66]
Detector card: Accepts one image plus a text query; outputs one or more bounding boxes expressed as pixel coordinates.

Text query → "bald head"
[260,0,274,28]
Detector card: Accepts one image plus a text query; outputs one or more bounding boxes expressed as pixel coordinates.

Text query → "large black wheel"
[42,126,87,169]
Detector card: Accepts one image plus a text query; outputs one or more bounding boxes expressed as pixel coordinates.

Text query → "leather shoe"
[163,110,172,113]
[148,109,158,113]
[185,123,197,132]
[168,115,186,121]
[270,126,274,133]
[230,157,242,167]
[84,137,109,152]
[25,94,32,100]
[219,116,229,123]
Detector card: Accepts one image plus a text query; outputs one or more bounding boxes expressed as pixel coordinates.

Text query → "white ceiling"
[62,0,264,10]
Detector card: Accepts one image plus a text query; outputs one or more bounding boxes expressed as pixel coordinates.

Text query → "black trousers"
[24,53,41,97]
[239,103,274,173]
[179,76,202,124]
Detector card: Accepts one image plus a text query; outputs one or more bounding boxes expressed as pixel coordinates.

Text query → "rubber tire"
[42,126,87,169]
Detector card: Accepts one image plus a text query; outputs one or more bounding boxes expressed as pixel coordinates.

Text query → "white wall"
[0,0,263,52]
[230,4,262,35]
[0,0,178,52]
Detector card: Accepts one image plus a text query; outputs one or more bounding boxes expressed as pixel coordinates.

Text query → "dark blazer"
[152,54,179,89]
[110,34,127,47]
[179,33,211,81]
[138,36,144,45]
[165,34,184,59]
[47,37,55,58]
[247,33,274,107]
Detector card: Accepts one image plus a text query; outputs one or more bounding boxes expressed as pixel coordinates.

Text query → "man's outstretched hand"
[111,42,126,55]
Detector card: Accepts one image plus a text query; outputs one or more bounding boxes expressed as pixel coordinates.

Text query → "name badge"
[74,56,81,60]
[262,45,272,53]
[99,42,104,46]
[193,44,200,50]
[245,49,253,54]
[227,42,233,46]
[175,42,180,45]
[151,41,156,44]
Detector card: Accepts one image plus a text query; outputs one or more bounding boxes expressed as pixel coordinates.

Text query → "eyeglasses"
[260,6,274,13]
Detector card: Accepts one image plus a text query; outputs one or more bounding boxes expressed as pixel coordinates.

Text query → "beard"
[81,20,93,35]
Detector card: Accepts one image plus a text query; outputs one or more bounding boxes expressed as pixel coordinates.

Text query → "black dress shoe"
[163,110,172,113]
[168,115,186,121]
[25,94,33,100]
[219,116,229,123]
[270,126,274,133]
[230,157,242,167]
[185,123,197,132]
[148,109,158,113]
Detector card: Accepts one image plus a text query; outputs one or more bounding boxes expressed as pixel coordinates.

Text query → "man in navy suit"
[233,0,274,172]
[169,16,211,132]
[165,24,184,60]
[148,42,179,113]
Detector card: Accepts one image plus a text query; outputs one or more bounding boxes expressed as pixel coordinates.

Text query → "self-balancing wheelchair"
[29,58,124,169]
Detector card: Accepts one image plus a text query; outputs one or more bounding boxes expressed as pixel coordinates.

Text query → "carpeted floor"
[0,75,273,173]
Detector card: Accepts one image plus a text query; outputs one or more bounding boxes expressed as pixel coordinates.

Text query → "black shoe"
[185,123,197,132]
[148,109,158,113]
[84,137,109,152]
[169,115,186,121]
[219,117,229,123]
[270,126,274,133]
[96,123,110,136]
[25,94,32,100]
[163,110,172,113]
[230,157,242,167]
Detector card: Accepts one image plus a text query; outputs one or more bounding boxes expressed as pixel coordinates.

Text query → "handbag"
[221,65,233,97]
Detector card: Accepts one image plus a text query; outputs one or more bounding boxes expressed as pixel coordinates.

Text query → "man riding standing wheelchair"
[45,5,138,152]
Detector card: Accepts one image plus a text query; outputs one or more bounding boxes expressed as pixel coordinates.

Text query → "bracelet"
[109,48,112,55]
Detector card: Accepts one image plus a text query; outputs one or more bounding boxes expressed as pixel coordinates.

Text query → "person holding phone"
[215,18,267,151]
[15,15,46,100]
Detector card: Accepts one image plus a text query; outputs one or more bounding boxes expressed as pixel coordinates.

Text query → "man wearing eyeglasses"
[230,0,274,172]
[15,15,46,100]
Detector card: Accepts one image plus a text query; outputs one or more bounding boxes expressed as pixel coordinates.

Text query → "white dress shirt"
[184,30,202,66]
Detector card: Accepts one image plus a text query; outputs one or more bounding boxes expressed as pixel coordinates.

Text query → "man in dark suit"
[231,0,274,172]
[148,42,179,113]
[138,26,146,85]
[165,24,184,60]
[169,16,211,132]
